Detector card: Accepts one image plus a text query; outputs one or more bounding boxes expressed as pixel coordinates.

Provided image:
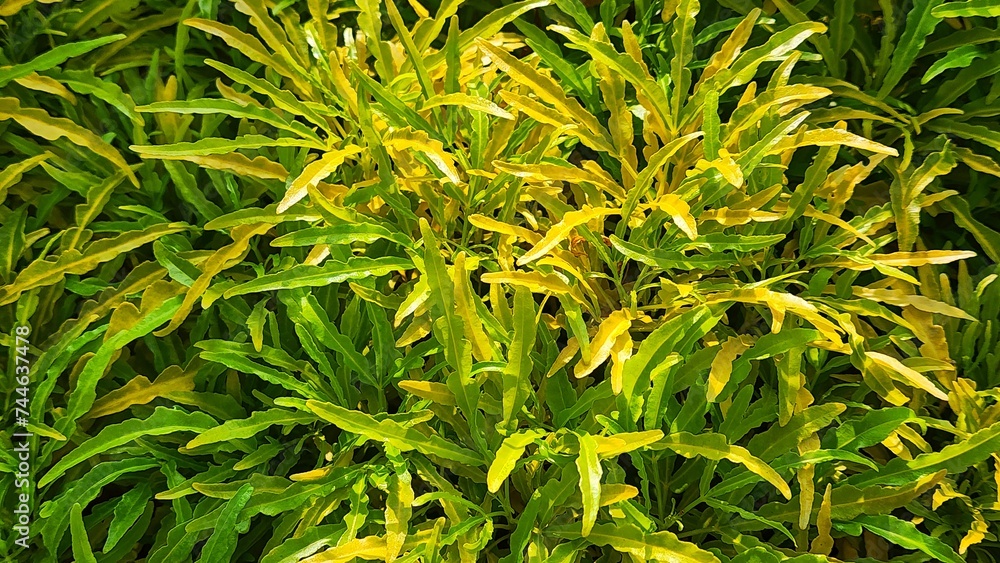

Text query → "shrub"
[1,1,998,562]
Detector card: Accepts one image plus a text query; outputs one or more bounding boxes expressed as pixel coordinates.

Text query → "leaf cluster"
[1,1,999,562]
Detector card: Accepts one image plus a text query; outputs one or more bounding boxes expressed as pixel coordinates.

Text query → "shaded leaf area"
[0,1,998,562]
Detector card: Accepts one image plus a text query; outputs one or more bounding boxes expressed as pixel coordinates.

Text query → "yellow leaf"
[592,430,663,458]
[960,512,988,554]
[856,250,977,268]
[803,205,875,246]
[0,97,138,186]
[0,223,187,306]
[546,337,580,378]
[866,351,949,401]
[592,25,638,185]
[707,335,754,402]
[810,484,834,555]
[232,0,308,71]
[155,223,272,337]
[772,127,899,156]
[881,430,913,460]
[713,150,745,188]
[498,90,580,131]
[853,287,975,321]
[278,146,362,212]
[453,253,493,362]
[648,194,698,240]
[797,432,820,529]
[724,86,831,144]
[87,363,198,419]
[395,315,431,347]
[895,422,932,453]
[654,432,792,500]
[477,39,615,154]
[696,9,760,88]
[15,72,77,103]
[494,161,625,200]
[481,271,582,302]
[708,288,842,345]
[599,484,639,506]
[423,93,514,119]
[0,0,35,17]
[468,214,542,244]
[384,128,461,185]
[609,331,633,394]
[300,531,433,563]
[398,380,455,406]
[537,256,599,307]
[185,19,307,93]
[701,207,782,225]
[517,206,619,265]
[954,146,1000,178]
[167,153,288,181]
[574,310,631,380]
[0,153,50,203]
[394,279,430,327]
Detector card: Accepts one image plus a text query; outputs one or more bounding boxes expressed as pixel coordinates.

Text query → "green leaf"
[501,286,537,431]
[38,458,159,555]
[929,118,1000,152]
[197,483,255,563]
[58,294,185,439]
[305,400,484,466]
[131,134,322,158]
[933,0,1000,17]
[204,59,330,130]
[419,219,483,451]
[922,44,988,83]
[259,525,345,563]
[550,25,674,135]
[137,99,322,141]
[748,403,846,462]
[50,69,144,126]
[270,223,412,249]
[196,340,320,399]
[834,407,913,451]
[425,0,552,72]
[849,514,963,563]
[686,234,786,253]
[277,145,363,211]
[290,291,372,381]
[610,235,739,270]
[878,0,944,98]
[0,35,125,87]
[754,470,945,525]
[223,257,413,297]
[205,204,321,230]
[652,432,792,499]
[40,408,216,487]
[0,97,140,188]
[940,195,1000,262]
[670,0,700,118]
[186,409,316,449]
[70,503,98,563]
[849,420,1000,487]
[103,482,152,552]
[704,498,796,546]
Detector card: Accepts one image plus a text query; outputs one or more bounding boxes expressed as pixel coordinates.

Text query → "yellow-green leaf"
[576,432,602,537]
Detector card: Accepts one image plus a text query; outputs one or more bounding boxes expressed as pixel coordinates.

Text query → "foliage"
[1,0,999,562]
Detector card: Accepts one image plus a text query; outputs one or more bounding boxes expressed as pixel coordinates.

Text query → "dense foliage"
[1,0,1000,561]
